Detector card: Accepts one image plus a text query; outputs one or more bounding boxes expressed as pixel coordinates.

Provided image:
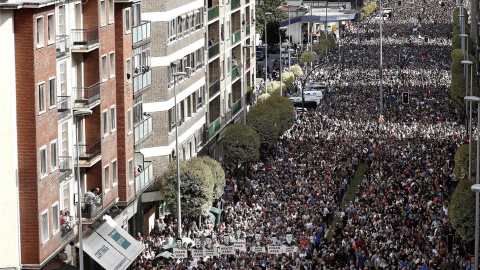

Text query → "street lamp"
[173,70,188,238]
[466,95,480,270]
[463,60,473,179]
[74,109,92,270]
[379,0,384,115]
[242,45,252,124]
[279,26,288,96]
[264,12,273,92]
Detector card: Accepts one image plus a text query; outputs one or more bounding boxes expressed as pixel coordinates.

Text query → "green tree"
[266,81,286,95]
[282,72,295,86]
[300,51,315,64]
[258,93,271,102]
[256,0,288,43]
[454,143,478,180]
[450,178,476,241]
[161,158,214,218]
[313,43,327,55]
[223,124,260,165]
[451,49,480,108]
[247,102,280,148]
[290,64,303,77]
[264,95,294,136]
[200,157,226,199]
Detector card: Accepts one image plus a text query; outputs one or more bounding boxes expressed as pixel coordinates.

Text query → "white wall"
[0,9,22,270]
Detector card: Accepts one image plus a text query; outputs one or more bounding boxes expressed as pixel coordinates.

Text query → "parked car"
[256,46,265,60]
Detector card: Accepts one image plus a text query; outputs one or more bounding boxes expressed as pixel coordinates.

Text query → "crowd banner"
[233,239,246,251]
[219,245,235,255]
[172,248,187,259]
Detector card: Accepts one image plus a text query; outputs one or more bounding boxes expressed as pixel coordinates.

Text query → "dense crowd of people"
[127,0,476,269]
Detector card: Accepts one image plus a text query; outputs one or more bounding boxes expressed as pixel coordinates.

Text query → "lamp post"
[463,60,473,179]
[467,96,480,270]
[173,70,188,238]
[74,109,92,270]
[264,12,273,91]
[379,0,384,115]
[242,45,252,124]
[279,26,288,96]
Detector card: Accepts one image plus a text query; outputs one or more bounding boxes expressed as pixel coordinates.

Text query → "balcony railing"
[82,194,103,219]
[73,83,100,107]
[209,79,220,97]
[60,219,75,246]
[208,43,220,59]
[56,35,70,58]
[208,6,219,21]
[209,117,221,137]
[134,115,153,145]
[135,161,154,193]
[77,139,101,162]
[59,156,73,182]
[232,30,241,45]
[71,28,99,49]
[231,0,241,10]
[57,96,71,120]
[232,99,242,115]
[133,69,152,94]
[232,67,240,81]
[132,22,151,44]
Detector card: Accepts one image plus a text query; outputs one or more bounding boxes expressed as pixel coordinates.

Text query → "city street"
[132,0,469,269]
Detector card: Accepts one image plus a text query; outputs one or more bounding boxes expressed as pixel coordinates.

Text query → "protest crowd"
[128,0,475,269]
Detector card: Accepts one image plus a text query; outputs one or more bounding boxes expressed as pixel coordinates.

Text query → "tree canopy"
[454,143,477,180]
[450,178,476,241]
[266,81,286,95]
[222,124,260,165]
[256,0,288,45]
[282,71,295,86]
[161,158,214,218]
[263,95,295,136]
[247,102,280,148]
[200,157,226,200]
[290,64,303,77]
[300,51,315,64]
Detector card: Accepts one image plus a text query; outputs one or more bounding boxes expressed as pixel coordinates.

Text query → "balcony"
[231,0,241,10]
[135,161,154,193]
[73,83,101,109]
[208,6,219,21]
[77,139,102,167]
[56,35,70,58]
[134,115,153,146]
[59,156,73,182]
[209,117,221,137]
[209,79,220,97]
[246,57,251,69]
[208,43,220,59]
[232,99,242,115]
[246,25,250,36]
[71,28,99,52]
[133,69,152,95]
[232,67,240,81]
[132,22,151,45]
[232,30,241,45]
[60,220,75,246]
[82,194,103,220]
[57,96,71,121]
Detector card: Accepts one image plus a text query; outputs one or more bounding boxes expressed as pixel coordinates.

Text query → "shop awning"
[83,216,144,270]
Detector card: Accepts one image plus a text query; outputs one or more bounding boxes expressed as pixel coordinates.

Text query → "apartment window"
[127,109,133,134]
[168,19,176,42]
[169,108,175,131]
[101,55,108,81]
[47,14,55,44]
[112,160,117,186]
[61,183,69,212]
[50,140,58,171]
[52,203,59,234]
[108,0,114,24]
[104,165,110,191]
[49,78,56,108]
[40,146,47,178]
[61,122,69,156]
[196,86,204,109]
[133,95,143,125]
[101,0,106,26]
[41,211,49,243]
[59,62,66,97]
[38,82,46,113]
[126,58,132,83]
[128,159,134,185]
[103,110,109,136]
[177,16,183,38]
[125,9,131,34]
[37,16,44,48]
[58,6,65,35]
[109,52,115,78]
[132,4,141,26]
[110,106,116,132]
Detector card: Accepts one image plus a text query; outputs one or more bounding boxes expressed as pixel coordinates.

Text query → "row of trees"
[451,7,480,108]
[357,2,377,22]
[222,95,295,169]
